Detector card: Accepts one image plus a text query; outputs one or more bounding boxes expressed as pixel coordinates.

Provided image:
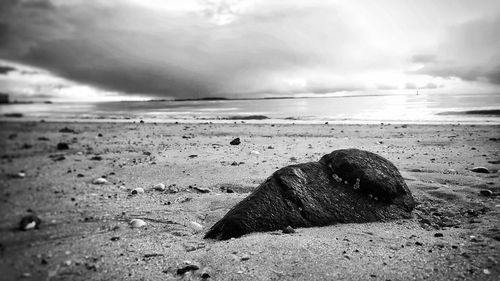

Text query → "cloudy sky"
[0,0,499,101]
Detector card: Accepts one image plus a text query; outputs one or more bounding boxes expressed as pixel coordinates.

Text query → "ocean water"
[1,92,499,124]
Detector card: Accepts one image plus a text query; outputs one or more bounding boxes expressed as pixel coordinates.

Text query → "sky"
[0,0,499,101]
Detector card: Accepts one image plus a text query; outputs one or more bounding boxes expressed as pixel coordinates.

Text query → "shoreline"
[2,116,500,125]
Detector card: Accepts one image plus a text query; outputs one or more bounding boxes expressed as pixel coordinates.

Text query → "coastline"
[0,121,499,280]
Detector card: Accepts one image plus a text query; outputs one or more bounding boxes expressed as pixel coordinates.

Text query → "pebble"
[19,214,41,230]
[76,151,83,155]
[16,172,26,178]
[230,138,241,145]
[189,221,203,232]
[153,183,166,191]
[177,261,200,275]
[194,186,210,193]
[240,255,250,261]
[131,188,145,194]
[282,226,296,234]
[479,190,493,197]
[63,260,72,266]
[129,219,146,228]
[200,267,211,278]
[483,269,491,275]
[471,167,490,174]
[434,233,444,237]
[57,142,70,150]
[250,150,260,155]
[92,178,108,185]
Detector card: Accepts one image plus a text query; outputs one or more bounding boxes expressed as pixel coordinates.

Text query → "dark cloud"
[411,54,436,64]
[0,65,16,74]
[0,0,391,98]
[414,14,500,85]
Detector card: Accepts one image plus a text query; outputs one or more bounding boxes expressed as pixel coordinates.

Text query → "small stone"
[76,151,83,155]
[200,267,211,279]
[177,262,200,275]
[130,219,146,228]
[471,167,490,174]
[110,236,120,241]
[445,169,457,174]
[483,269,491,275]
[92,178,108,185]
[16,172,26,178]
[189,221,203,232]
[21,273,31,278]
[479,190,493,197]
[57,142,69,150]
[250,150,260,155]
[153,183,166,191]
[282,226,296,234]
[63,260,72,266]
[90,155,103,161]
[131,188,145,195]
[434,233,444,237]
[19,214,41,230]
[230,138,241,145]
[241,255,250,261]
[194,186,210,193]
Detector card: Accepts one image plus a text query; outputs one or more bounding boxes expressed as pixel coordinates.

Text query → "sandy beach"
[0,121,499,280]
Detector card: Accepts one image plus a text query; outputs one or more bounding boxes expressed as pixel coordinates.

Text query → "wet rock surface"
[205,149,416,240]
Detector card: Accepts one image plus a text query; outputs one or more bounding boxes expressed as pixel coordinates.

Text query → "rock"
[90,155,103,161]
[177,262,200,275]
[205,148,415,240]
[471,167,490,174]
[434,233,444,237]
[57,142,69,150]
[194,186,210,193]
[92,178,108,185]
[189,221,203,232]
[131,188,145,195]
[479,190,493,197]
[200,267,211,279]
[250,150,260,155]
[130,219,146,228]
[19,214,41,230]
[153,183,166,191]
[282,226,296,234]
[230,138,241,145]
[241,254,250,261]
[59,127,76,133]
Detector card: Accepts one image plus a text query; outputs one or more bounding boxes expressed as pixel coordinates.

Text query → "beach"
[0,121,499,280]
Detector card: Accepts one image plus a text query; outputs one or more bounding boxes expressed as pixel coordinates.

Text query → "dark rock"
[479,190,493,197]
[205,148,415,240]
[19,214,41,230]
[57,143,69,150]
[110,236,120,241]
[139,120,144,124]
[282,226,296,234]
[194,187,211,193]
[470,167,490,174]
[77,173,84,178]
[434,233,444,237]
[177,263,200,275]
[90,155,103,161]
[59,127,76,133]
[230,138,241,145]
[200,267,211,279]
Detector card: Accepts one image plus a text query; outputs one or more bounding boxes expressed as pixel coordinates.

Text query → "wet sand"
[0,121,499,280]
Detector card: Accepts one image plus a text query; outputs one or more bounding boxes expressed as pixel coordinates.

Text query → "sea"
[1,92,499,124]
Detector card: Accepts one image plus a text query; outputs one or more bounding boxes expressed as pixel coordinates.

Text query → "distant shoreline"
[437,109,500,116]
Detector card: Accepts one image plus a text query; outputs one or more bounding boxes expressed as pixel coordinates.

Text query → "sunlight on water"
[1,92,499,124]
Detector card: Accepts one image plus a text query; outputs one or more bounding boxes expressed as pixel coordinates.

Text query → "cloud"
[1,0,500,100]
[413,14,500,85]
[0,65,16,74]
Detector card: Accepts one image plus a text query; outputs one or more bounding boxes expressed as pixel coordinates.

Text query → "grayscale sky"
[0,0,499,101]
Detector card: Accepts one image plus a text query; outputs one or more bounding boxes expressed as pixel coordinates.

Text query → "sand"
[0,121,499,280]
